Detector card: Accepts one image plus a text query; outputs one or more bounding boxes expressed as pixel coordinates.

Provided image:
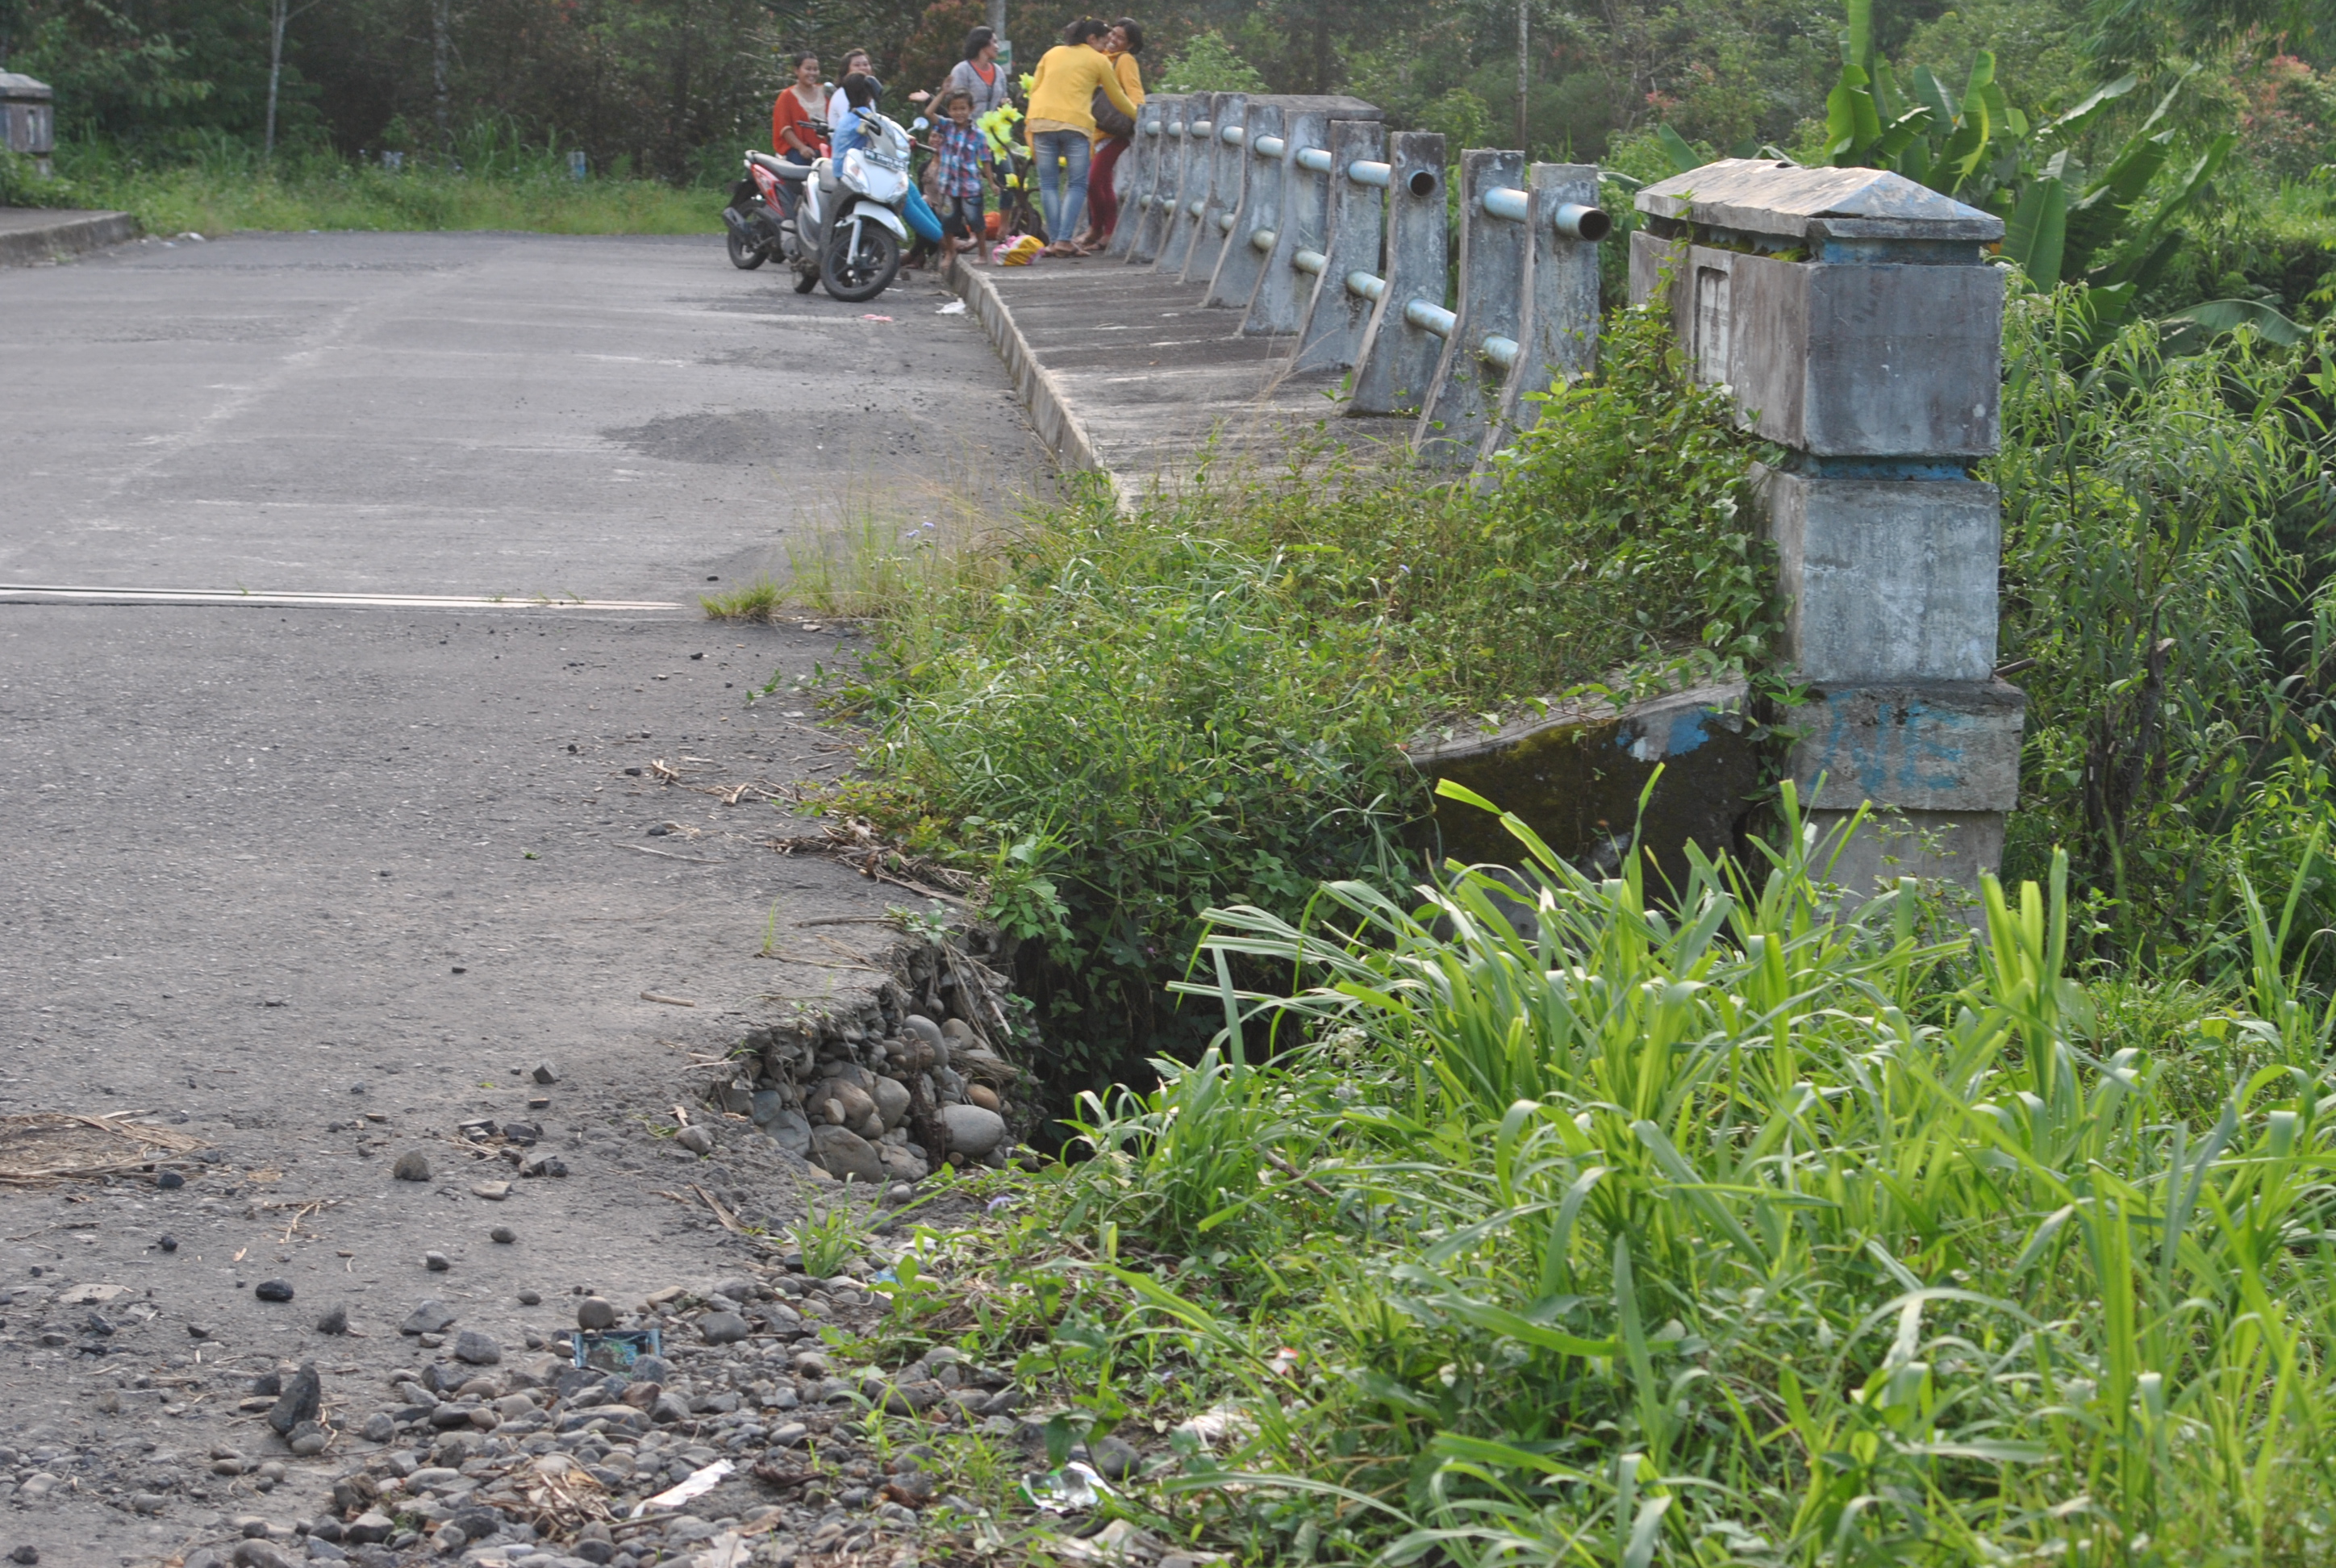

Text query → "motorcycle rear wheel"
[726,226,769,270]
[821,222,900,302]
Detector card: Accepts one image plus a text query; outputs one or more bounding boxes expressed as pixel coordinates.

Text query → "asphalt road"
[0,231,1046,1563]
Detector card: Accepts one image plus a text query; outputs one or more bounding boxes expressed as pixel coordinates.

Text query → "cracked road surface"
[0,231,1045,1564]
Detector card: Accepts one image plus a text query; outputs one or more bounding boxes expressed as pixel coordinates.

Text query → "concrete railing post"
[1415,149,1528,464]
[1630,160,2019,893]
[1242,103,1338,336]
[1128,96,1185,263]
[1114,96,1158,259]
[1479,162,1606,461]
[1346,131,1448,418]
[1158,109,1207,271]
[1181,94,1247,283]
[1291,119,1388,373]
[1205,101,1283,309]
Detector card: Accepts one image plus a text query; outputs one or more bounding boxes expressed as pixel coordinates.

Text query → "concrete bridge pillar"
[1630,160,2020,893]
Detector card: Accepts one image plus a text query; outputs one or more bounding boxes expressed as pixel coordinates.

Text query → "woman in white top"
[826,48,873,131]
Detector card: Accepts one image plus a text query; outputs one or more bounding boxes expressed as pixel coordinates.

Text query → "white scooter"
[733,107,916,302]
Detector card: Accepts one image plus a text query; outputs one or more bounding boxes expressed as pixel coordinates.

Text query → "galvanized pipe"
[1295,147,1332,173]
[1220,124,1244,145]
[1345,160,1391,188]
[1191,120,1212,138]
[1480,335,1520,370]
[1249,227,1278,253]
[1216,211,1236,232]
[1345,270,1387,302]
[1253,135,1286,158]
[1483,186,1530,223]
[1292,248,1328,276]
[1404,298,1456,338]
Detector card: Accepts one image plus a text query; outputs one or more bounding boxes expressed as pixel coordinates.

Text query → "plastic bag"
[995,234,1044,266]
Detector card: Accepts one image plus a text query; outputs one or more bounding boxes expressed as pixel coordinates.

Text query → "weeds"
[791,1191,877,1278]
[702,579,781,623]
[855,799,2336,1566]
[836,302,1771,1089]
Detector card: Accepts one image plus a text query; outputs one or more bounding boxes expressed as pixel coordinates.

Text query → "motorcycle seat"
[747,151,811,179]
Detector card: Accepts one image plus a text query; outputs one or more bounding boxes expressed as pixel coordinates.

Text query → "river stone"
[903,1015,949,1066]
[761,1107,811,1157]
[816,1081,876,1127]
[400,1299,457,1336]
[750,1088,787,1126]
[699,1311,750,1346]
[453,1329,502,1366]
[392,1150,431,1182]
[576,1296,616,1331]
[675,1125,715,1156]
[267,1364,321,1435]
[807,1125,886,1183]
[938,1103,1006,1157]
[871,1076,911,1130]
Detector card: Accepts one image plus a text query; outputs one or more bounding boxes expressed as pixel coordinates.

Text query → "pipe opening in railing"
[1407,169,1438,197]
[1345,270,1387,302]
[1404,298,1456,338]
[1552,202,1612,241]
[1292,248,1328,275]
[1295,147,1332,173]
[1480,336,1520,370]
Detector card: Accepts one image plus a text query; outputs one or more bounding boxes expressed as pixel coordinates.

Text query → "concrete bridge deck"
[949,254,1405,495]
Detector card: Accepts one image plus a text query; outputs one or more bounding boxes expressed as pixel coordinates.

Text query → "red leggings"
[1087,136,1129,240]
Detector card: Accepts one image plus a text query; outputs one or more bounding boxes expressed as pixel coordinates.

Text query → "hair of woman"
[962,25,995,60]
[1112,17,1143,52]
[1060,16,1108,45]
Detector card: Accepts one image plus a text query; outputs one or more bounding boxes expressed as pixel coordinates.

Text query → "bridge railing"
[1104,92,1609,468]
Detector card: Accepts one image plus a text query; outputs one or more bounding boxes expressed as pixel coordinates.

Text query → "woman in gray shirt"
[913,27,1012,119]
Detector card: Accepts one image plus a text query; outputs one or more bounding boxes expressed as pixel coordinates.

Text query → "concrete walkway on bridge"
[949,253,1406,496]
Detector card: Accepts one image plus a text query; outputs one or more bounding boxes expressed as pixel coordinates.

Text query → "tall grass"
[878,795,2336,1566]
[48,121,719,235]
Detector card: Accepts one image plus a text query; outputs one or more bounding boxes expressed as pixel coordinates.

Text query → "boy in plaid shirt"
[930,90,993,264]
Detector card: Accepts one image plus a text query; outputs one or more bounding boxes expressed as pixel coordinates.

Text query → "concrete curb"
[0,209,140,267]
[944,258,1125,504]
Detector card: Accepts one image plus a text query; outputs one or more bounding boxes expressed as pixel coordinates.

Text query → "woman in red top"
[772,52,828,164]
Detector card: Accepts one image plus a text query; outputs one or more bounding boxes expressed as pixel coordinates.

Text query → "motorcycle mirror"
[911,117,930,131]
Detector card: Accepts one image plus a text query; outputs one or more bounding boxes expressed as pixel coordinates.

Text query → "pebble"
[472,1182,511,1201]
[315,1305,348,1336]
[423,1251,451,1272]
[160,1234,179,1252]
[532,1061,559,1084]
[253,1278,295,1303]
[392,1150,431,1182]
[490,1225,517,1244]
[517,1287,541,1305]
[698,1310,749,1345]
[267,1363,322,1435]
[452,1328,502,1366]
[360,1412,394,1442]
[1089,1432,1141,1480]
[675,1125,715,1156]
[7,1549,34,1565]
[577,1296,616,1331]
[399,1299,457,1335]
[158,1170,186,1189]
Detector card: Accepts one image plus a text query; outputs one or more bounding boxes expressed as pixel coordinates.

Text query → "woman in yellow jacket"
[1024,17,1140,256]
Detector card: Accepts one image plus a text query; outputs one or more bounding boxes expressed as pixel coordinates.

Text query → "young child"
[929,89,993,265]
[828,73,880,160]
